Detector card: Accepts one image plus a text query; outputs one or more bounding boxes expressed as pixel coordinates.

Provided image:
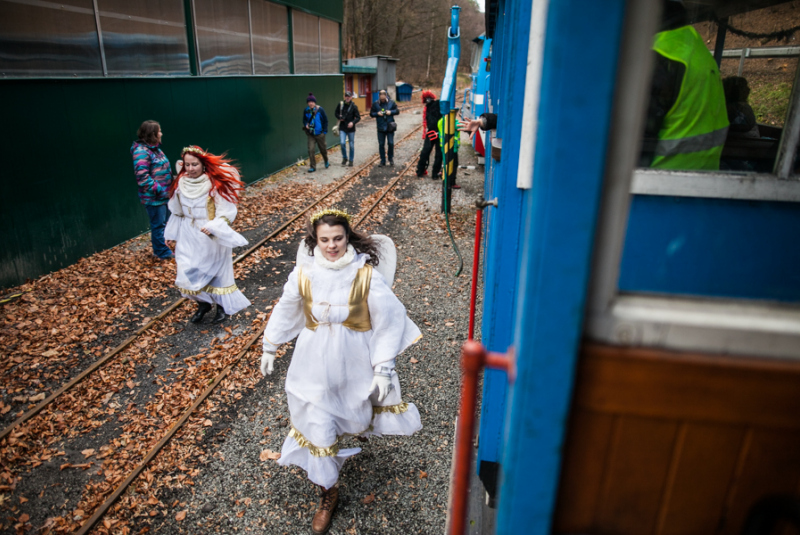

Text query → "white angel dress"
[164,171,251,315]
[262,237,422,489]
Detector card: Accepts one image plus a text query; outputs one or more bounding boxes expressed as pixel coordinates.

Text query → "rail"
[0,124,424,444]
[76,140,424,535]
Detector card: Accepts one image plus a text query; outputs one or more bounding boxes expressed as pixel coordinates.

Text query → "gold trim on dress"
[298,264,373,332]
[298,267,320,331]
[343,264,372,332]
[220,216,231,225]
[289,427,340,458]
[372,402,409,416]
[287,403,414,456]
[179,283,239,296]
[206,196,216,220]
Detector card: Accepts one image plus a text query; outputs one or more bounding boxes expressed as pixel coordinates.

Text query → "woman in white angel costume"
[165,146,251,324]
[260,208,422,534]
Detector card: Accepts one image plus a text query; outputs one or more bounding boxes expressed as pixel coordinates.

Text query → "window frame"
[584,0,800,361]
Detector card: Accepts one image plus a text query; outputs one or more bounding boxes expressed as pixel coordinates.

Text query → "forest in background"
[342,0,485,86]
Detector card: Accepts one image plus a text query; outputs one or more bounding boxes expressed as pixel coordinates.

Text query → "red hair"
[421,90,437,103]
[171,146,245,203]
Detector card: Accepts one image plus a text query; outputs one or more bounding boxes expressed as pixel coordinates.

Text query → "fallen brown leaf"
[175,510,187,521]
[361,493,375,504]
[259,449,281,461]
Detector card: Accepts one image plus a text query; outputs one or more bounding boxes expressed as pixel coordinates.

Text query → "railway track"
[76,154,422,535]
[0,124,424,534]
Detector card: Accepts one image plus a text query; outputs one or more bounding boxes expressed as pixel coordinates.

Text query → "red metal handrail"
[468,206,483,340]
[449,340,514,535]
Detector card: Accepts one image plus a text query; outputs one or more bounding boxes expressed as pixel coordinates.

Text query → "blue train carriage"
[461,33,492,161]
[470,0,800,533]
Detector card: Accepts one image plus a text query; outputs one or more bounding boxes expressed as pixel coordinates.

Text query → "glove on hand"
[369,374,393,403]
[260,350,275,376]
[426,130,439,141]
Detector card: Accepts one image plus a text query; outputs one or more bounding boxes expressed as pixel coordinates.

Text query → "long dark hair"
[304,213,381,267]
[137,120,161,146]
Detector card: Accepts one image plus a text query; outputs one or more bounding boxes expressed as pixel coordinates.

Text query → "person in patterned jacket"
[131,120,174,260]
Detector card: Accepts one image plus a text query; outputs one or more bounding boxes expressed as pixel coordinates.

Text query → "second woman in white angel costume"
[165,146,251,324]
[259,208,421,534]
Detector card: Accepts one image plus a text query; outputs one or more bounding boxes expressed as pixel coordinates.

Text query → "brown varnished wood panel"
[574,344,800,429]
[594,415,679,534]
[553,344,800,535]
[553,410,616,532]
[658,423,746,535]
[720,429,800,534]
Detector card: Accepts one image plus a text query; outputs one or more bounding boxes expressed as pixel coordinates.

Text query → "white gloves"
[369,375,392,403]
[260,350,275,376]
[370,365,395,403]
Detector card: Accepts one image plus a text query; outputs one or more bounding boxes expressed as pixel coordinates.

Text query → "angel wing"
[371,235,397,283]
[295,234,397,283]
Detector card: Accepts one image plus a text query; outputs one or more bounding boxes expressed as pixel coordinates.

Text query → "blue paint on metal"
[440,6,461,115]
[476,0,525,475]
[494,0,626,533]
[620,195,800,302]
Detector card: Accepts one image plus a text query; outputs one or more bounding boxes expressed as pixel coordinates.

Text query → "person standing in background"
[303,93,330,173]
[416,91,442,178]
[370,90,399,166]
[131,120,174,260]
[335,91,360,167]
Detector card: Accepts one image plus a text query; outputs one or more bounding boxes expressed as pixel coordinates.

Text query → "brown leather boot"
[311,484,339,534]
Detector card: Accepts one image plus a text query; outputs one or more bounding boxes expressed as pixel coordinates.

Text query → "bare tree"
[342,0,484,86]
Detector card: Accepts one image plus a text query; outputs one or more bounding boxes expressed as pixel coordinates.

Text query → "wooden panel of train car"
[553,344,800,535]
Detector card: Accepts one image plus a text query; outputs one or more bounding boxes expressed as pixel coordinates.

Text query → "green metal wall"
[1,75,342,288]
[278,0,343,22]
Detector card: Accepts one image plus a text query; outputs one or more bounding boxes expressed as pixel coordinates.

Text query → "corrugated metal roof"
[342,65,377,74]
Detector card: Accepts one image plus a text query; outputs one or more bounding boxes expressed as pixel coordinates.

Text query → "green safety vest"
[651,26,729,170]
[438,117,460,153]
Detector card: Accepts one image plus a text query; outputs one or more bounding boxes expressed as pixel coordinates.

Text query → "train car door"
[553,0,800,534]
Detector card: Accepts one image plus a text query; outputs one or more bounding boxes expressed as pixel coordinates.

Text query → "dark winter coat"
[370,99,399,133]
[334,100,361,133]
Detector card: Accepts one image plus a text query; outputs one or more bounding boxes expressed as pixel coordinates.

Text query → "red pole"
[468,207,483,340]
[450,340,485,535]
[450,342,514,535]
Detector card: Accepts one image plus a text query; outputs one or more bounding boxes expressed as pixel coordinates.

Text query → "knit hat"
[306,93,316,103]
[345,91,354,98]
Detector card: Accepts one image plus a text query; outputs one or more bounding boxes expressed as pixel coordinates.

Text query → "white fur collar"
[179,173,212,199]
[314,244,356,270]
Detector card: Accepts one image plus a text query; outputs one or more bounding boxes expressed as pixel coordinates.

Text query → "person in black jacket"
[416,90,443,178]
[334,91,361,166]
[369,90,399,166]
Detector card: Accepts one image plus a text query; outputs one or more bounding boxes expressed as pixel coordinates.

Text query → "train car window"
[319,17,340,74]
[0,0,104,77]
[638,4,798,174]
[195,0,253,76]
[292,11,321,74]
[587,0,800,360]
[98,0,190,76]
[251,1,290,75]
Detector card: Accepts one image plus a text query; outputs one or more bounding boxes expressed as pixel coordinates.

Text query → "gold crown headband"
[182,146,206,156]
[310,208,351,224]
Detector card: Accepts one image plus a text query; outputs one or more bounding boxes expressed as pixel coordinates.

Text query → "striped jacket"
[131,141,173,206]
